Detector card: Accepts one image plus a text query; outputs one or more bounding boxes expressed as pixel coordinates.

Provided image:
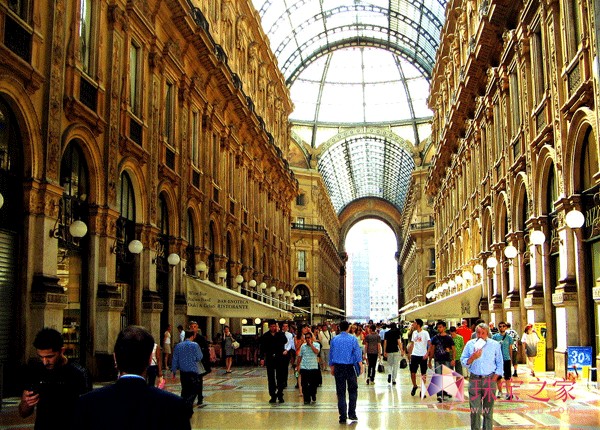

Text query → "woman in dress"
[223,326,235,373]
[521,324,539,377]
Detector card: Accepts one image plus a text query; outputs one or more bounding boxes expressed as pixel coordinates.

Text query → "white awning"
[184,276,293,319]
[402,284,483,321]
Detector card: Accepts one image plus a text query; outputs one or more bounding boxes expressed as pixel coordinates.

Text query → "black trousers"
[300,368,320,402]
[367,353,378,381]
[180,371,203,407]
[266,358,287,399]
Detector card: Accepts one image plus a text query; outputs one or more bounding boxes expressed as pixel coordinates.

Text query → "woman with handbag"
[223,326,236,373]
[521,324,539,377]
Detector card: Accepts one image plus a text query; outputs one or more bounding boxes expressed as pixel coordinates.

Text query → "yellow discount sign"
[533,322,546,373]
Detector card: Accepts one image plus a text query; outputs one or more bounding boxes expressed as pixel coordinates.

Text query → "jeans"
[147,365,159,386]
[434,360,452,396]
[468,374,497,430]
[266,358,287,399]
[180,371,202,407]
[321,349,330,370]
[367,353,378,381]
[333,364,358,420]
[300,368,320,402]
[387,352,400,382]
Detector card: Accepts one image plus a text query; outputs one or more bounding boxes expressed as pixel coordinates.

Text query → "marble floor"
[2,365,600,429]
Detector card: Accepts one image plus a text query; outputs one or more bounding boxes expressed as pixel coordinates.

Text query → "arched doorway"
[0,96,24,394]
[58,142,90,366]
[116,171,137,328]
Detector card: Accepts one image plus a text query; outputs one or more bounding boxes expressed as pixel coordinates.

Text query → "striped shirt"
[299,342,321,370]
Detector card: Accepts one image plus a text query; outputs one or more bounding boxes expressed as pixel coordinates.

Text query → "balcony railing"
[410,220,434,230]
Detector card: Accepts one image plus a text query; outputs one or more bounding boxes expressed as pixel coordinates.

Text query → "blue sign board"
[567,346,593,369]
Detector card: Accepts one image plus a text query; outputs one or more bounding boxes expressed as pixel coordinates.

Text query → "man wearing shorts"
[408,319,430,396]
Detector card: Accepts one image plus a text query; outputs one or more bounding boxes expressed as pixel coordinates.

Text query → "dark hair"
[370,324,376,331]
[184,330,194,339]
[33,328,64,352]
[114,326,155,375]
[414,319,423,327]
[389,322,397,330]
[339,320,350,331]
[267,319,277,326]
[177,324,184,330]
[436,320,446,328]
[449,326,457,333]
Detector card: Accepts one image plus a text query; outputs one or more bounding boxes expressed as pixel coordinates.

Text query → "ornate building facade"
[0,0,297,388]
[288,155,345,323]
[425,0,600,375]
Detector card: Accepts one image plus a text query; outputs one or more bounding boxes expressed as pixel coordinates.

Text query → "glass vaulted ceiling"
[252,0,447,213]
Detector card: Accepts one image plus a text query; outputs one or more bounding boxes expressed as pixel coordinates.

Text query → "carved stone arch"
[481,206,494,251]
[463,227,471,264]
[62,124,104,206]
[185,201,202,246]
[338,198,402,252]
[118,158,148,224]
[156,182,179,236]
[534,147,558,216]
[208,214,222,255]
[494,192,509,242]
[225,225,238,261]
[564,107,598,195]
[318,127,418,156]
[0,86,41,179]
[289,132,312,168]
[512,172,530,231]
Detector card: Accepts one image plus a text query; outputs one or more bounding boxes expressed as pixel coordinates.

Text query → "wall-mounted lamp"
[530,230,546,245]
[503,245,518,267]
[51,219,88,241]
[277,288,284,296]
[486,256,498,273]
[284,291,291,298]
[269,286,277,294]
[235,274,244,284]
[248,279,257,289]
[196,261,207,273]
[259,282,267,291]
[295,294,302,301]
[167,253,180,266]
[241,318,248,325]
[219,317,226,325]
[128,239,144,254]
[254,317,261,325]
[473,264,484,276]
[463,270,473,283]
[566,209,585,229]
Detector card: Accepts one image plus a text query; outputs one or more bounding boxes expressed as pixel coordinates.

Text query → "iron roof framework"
[252,0,446,213]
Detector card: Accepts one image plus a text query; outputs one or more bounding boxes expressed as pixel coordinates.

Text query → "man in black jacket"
[72,325,192,430]
[260,319,288,404]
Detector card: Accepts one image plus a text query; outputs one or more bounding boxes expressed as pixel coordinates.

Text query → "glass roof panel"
[252,0,447,212]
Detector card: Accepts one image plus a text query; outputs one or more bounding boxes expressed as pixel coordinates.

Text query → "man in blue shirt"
[329,320,363,424]
[172,330,204,408]
[461,322,504,430]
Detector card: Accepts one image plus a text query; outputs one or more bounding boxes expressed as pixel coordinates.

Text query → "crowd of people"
[17,318,540,429]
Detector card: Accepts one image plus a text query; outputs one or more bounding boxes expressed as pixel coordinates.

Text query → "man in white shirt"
[281,322,295,387]
[407,318,430,396]
[318,323,335,371]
